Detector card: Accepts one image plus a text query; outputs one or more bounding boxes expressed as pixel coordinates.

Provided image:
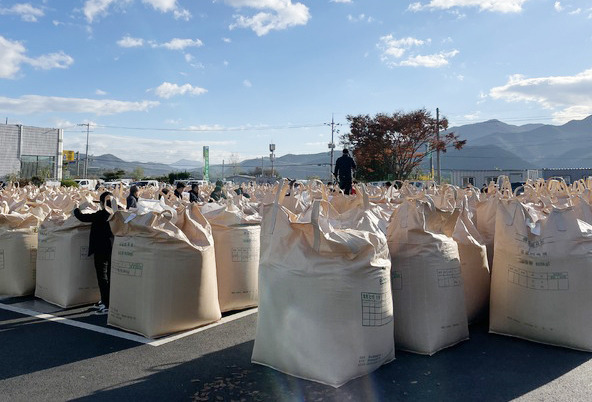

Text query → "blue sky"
[1,0,591,164]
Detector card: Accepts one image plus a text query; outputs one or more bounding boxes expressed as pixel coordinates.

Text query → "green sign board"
[203,146,209,181]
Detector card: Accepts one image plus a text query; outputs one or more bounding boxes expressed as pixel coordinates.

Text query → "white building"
[0,124,63,180]
[448,169,540,188]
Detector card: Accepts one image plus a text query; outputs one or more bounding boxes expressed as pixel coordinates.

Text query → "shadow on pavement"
[0,308,139,381]
[73,321,592,401]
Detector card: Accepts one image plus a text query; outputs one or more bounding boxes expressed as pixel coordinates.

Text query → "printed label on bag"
[437,267,462,288]
[112,260,143,277]
[358,353,385,367]
[80,246,92,260]
[231,247,255,262]
[37,247,56,261]
[508,265,568,290]
[361,292,392,327]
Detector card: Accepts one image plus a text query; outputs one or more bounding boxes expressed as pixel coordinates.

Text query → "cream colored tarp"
[35,211,100,307]
[108,203,221,338]
[387,197,469,355]
[490,199,592,351]
[252,191,394,388]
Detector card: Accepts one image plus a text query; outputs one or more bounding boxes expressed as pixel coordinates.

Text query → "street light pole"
[436,108,441,185]
[325,114,341,182]
[77,123,90,178]
[269,143,276,180]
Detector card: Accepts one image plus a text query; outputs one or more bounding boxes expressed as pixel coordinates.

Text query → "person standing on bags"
[73,191,114,315]
[126,185,139,209]
[334,148,356,195]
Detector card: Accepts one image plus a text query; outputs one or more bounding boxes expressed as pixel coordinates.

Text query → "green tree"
[131,166,145,181]
[167,171,191,184]
[343,109,465,182]
[103,169,125,181]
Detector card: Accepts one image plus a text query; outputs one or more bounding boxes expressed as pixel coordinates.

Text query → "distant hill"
[76,115,592,179]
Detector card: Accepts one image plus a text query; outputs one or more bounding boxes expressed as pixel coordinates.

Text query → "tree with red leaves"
[343,109,465,182]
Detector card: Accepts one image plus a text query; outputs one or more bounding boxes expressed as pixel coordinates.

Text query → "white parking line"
[0,302,257,347]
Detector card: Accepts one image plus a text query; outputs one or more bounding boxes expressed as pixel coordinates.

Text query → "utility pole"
[222,160,225,179]
[78,123,90,178]
[76,151,80,177]
[325,114,341,182]
[436,108,441,185]
[269,143,276,180]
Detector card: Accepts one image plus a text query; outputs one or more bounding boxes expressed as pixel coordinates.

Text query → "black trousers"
[339,179,353,195]
[93,252,112,308]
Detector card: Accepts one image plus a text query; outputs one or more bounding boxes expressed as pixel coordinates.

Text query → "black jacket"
[74,208,114,256]
[334,155,356,181]
[126,194,138,209]
[189,190,200,203]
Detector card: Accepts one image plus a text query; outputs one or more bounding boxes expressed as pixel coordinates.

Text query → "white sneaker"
[94,305,109,315]
[90,301,104,310]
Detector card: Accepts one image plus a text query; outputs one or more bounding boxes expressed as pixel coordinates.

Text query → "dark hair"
[130,185,139,195]
[176,182,185,189]
[162,188,169,195]
[99,191,113,208]
[191,183,199,191]
[343,148,349,154]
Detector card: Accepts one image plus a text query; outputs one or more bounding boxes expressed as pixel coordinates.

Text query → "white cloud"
[95,89,107,95]
[399,50,459,68]
[63,132,237,164]
[0,36,74,79]
[0,3,45,22]
[84,0,189,23]
[489,68,592,123]
[463,111,481,120]
[25,52,74,70]
[117,36,144,48]
[0,95,159,115]
[554,1,562,12]
[569,8,581,15]
[378,35,457,68]
[225,0,310,36]
[330,0,352,3]
[154,82,208,98]
[408,0,529,13]
[222,37,232,43]
[378,35,427,59]
[142,0,192,20]
[154,38,203,50]
[83,0,117,23]
[243,79,253,87]
[347,13,374,23]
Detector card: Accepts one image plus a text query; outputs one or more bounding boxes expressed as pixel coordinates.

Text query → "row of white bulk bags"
[201,200,261,313]
[108,203,221,339]
[35,210,100,308]
[0,208,39,296]
[252,187,394,388]
[490,198,592,351]
[387,196,469,355]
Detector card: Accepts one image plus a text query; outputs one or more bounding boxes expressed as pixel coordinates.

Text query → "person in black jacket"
[73,191,114,315]
[126,185,139,209]
[188,183,201,203]
[174,182,185,199]
[334,148,356,195]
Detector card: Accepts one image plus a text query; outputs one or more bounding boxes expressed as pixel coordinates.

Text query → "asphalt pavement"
[1,296,591,401]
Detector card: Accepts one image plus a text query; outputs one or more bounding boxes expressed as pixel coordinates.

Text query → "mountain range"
[77,115,592,179]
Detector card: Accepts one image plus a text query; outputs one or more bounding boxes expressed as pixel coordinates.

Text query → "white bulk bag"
[108,203,221,338]
[201,202,261,312]
[453,201,490,323]
[252,195,394,388]
[490,199,592,351]
[35,212,100,307]
[0,211,39,296]
[387,197,469,355]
